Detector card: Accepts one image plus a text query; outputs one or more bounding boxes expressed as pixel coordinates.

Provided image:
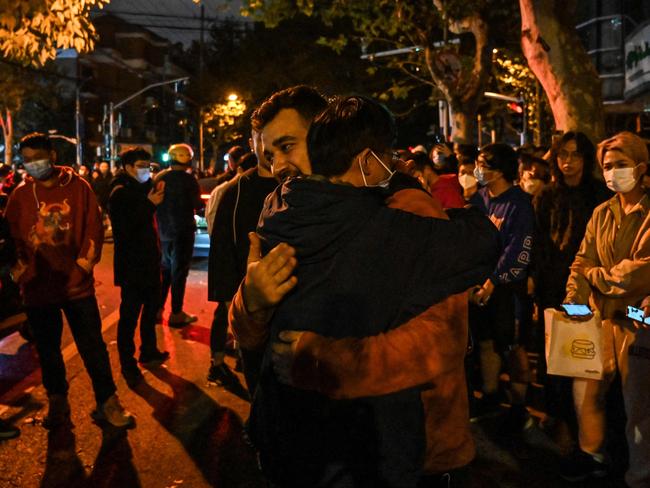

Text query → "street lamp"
[107,76,189,166]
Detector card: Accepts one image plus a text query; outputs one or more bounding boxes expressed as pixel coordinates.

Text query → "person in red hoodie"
[5,133,134,429]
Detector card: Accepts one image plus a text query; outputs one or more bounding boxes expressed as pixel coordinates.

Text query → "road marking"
[0,308,121,415]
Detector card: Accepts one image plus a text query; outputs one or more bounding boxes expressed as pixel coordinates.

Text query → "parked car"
[193,180,212,258]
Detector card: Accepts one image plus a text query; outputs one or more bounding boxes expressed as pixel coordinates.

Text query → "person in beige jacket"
[562,132,650,487]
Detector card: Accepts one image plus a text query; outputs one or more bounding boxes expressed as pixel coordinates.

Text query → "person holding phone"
[561,132,650,487]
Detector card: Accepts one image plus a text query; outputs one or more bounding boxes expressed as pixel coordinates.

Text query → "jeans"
[26,295,116,405]
[160,232,195,314]
[117,283,160,372]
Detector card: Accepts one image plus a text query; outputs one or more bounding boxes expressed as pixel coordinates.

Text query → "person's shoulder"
[154,168,172,181]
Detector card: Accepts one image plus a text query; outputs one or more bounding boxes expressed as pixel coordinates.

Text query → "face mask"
[473,166,494,186]
[521,177,544,195]
[458,173,477,190]
[24,158,54,181]
[359,150,395,189]
[604,166,639,193]
[135,167,151,183]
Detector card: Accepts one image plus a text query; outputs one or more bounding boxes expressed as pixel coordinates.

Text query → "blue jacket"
[471,186,534,285]
[251,177,500,488]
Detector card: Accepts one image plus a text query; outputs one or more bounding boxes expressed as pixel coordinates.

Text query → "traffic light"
[507,100,525,135]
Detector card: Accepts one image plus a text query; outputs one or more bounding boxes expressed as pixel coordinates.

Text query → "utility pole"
[199,4,205,170]
[108,76,189,165]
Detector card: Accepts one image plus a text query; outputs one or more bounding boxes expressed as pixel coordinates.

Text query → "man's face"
[99,162,110,175]
[251,130,273,178]
[21,147,52,164]
[79,166,88,177]
[262,108,312,181]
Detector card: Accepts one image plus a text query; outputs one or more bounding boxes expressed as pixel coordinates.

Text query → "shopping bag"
[544,308,604,380]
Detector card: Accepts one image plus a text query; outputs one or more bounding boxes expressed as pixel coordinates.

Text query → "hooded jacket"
[4,166,103,306]
[249,177,500,487]
[108,172,161,288]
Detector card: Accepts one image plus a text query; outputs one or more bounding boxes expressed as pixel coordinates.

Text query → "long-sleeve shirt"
[4,167,103,306]
[565,193,650,321]
[471,185,534,285]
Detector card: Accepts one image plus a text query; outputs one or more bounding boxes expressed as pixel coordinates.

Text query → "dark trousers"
[26,295,116,405]
[117,283,160,372]
[209,301,228,358]
[160,232,195,313]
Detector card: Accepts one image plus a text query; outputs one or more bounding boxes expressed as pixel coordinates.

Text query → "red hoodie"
[5,166,103,306]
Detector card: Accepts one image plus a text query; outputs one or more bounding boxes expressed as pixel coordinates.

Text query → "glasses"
[558,150,582,161]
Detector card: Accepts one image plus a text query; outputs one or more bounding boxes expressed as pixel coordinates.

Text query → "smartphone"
[561,303,592,317]
[626,306,650,325]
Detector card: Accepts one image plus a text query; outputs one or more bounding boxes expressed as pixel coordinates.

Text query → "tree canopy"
[0,0,109,66]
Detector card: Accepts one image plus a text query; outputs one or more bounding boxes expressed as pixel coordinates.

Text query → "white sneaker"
[92,394,135,428]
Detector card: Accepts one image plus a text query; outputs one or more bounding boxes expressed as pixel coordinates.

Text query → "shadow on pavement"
[132,366,264,487]
[87,427,141,487]
[40,424,86,488]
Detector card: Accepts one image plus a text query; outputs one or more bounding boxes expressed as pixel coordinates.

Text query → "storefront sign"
[625,20,650,100]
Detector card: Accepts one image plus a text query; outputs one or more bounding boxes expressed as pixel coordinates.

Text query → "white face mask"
[604,166,639,193]
[359,150,395,189]
[135,167,151,183]
[458,173,477,190]
[521,177,544,195]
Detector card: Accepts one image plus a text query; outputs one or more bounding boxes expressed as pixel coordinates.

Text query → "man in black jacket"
[109,148,169,387]
[155,143,203,327]
[207,130,278,390]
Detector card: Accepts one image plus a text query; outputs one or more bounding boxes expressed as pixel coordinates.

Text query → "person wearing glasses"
[530,132,610,445]
[108,148,169,388]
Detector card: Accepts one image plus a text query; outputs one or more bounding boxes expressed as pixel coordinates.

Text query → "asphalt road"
[0,243,629,488]
[0,244,263,488]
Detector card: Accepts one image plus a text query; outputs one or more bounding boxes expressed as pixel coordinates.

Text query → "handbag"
[544,308,604,380]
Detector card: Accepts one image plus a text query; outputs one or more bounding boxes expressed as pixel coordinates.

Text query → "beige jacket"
[566,193,650,321]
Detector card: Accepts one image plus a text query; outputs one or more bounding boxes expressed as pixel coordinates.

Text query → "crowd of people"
[0,84,649,488]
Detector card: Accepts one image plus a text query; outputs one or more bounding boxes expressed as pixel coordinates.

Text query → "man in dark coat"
[109,148,170,387]
[207,131,278,390]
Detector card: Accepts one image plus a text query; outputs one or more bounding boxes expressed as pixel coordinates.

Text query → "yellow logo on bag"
[570,339,596,359]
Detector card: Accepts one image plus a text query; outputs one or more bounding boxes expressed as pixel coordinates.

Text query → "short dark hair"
[550,131,596,184]
[479,143,518,183]
[19,133,52,152]
[119,148,151,167]
[307,95,397,177]
[239,153,257,171]
[251,85,328,132]
[227,145,246,165]
[455,144,478,162]
[409,152,434,173]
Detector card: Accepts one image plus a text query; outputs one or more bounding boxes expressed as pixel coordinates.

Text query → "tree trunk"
[519,0,604,143]
[449,101,478,145]
[425,2,491,145]
[0,109,13,166]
